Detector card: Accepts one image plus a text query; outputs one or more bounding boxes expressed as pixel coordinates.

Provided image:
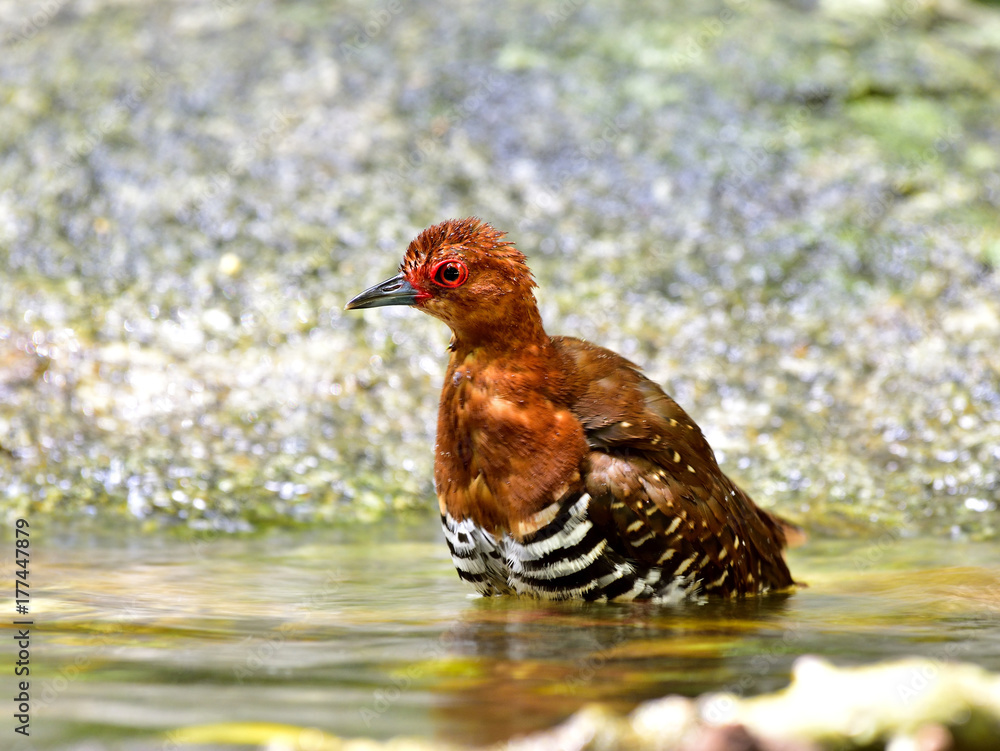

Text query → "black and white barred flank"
[441,494,696,602]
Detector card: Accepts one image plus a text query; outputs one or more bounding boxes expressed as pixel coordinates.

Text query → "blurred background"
[2,0,1000,748]
[2,0,999,535]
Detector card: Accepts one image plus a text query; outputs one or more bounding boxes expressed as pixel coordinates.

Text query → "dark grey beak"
[345,273,420,310]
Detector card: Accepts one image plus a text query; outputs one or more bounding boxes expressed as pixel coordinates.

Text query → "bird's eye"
[431,260,469,289]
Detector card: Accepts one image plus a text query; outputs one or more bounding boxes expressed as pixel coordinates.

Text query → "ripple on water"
[9,526,1000,747]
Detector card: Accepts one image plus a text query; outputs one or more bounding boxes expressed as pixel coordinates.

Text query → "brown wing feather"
[552,336,795,594]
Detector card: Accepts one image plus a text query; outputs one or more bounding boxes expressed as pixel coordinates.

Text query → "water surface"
[8,522,1000,749]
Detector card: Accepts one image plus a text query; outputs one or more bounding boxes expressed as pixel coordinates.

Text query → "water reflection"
[7,524,1000,749]
[425,594,799,743]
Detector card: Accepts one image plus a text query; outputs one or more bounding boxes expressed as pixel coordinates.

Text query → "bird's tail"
[763,508,808,549]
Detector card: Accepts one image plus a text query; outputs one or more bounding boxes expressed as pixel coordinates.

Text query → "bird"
[346,218,799,601]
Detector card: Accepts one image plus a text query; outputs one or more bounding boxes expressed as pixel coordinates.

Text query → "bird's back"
[438,335,796,601]
[551,336,796,597]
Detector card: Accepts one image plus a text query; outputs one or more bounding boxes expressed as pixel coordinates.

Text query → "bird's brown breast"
[434,348,588,537]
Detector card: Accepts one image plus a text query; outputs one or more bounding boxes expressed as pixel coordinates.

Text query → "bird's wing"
[551,336,795,594]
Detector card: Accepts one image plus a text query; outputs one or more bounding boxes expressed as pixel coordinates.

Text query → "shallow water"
[4,522,999,750]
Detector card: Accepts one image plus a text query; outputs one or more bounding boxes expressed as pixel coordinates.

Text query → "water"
[6,522,1000,749]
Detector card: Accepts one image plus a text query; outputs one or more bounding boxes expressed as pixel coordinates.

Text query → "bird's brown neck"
[434,300,588,536]
[446,297,549,361]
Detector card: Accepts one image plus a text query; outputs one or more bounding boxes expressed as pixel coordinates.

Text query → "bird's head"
[346,218,541,346]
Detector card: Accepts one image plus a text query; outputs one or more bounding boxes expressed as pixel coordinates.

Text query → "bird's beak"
[344,273,420,310]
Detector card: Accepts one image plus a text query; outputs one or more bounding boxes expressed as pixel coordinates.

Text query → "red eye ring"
[430,259,469,289]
